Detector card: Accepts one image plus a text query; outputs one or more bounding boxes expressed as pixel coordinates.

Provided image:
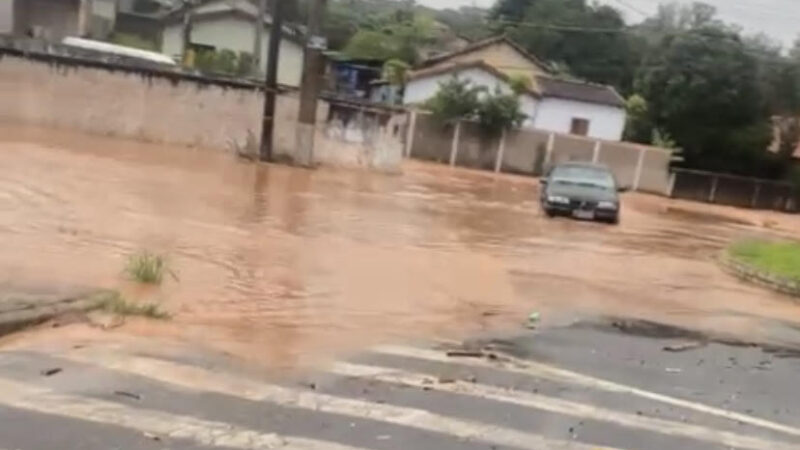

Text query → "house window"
[570,118,590,136]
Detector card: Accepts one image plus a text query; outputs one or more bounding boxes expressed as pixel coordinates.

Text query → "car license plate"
[573,210,595,220]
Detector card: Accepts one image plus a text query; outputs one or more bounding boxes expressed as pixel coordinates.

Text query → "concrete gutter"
[0,290,112,337]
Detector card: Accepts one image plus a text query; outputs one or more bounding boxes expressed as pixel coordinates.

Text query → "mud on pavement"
[2,124,800,368]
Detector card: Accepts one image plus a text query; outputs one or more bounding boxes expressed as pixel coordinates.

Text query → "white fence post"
[751,182,761,209]
[709,175,719,203]
[404,110,417,158]
[592,141,601,163]
[494,128,507,173]
[632,147,646,191]
[544,132,555,167]
[449,121,462,167]
[667,172,677,197]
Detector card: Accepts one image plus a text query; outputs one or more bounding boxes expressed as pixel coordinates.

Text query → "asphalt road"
[2,323,800,450]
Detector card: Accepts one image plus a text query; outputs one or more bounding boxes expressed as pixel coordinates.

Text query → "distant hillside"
[326,0,492,54]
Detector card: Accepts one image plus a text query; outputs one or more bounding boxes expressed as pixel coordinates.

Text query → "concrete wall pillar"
[633,147,646,191]
[449,121,461,167]
[544,132,555,167]
[494,128,507,173]
[77,0,93,37]
[404,110,417,158]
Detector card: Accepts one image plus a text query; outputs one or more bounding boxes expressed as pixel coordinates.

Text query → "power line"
[609,0,649,19]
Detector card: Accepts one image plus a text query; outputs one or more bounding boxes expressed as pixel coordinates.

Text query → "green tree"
[638,25,773,175]
[383,59,410,85]
[343,14,435,64]
[495,0,639,93]
[424,77,484,125]
[623,94,652,144]
[476,88,527,136]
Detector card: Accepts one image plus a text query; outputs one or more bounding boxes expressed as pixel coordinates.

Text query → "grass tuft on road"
[95,292,170,320]
[728,240,800,281]
[125,251,169,284]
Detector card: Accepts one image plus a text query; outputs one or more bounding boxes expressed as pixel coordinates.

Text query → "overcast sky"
[418,0,800,48]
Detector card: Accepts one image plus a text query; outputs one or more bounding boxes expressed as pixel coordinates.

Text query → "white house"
[404,61,540,129]
[161,0,305,87]
[404,36,627,141]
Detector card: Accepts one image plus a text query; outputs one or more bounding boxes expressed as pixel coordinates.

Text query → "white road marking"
[330,362,799,450]
[0,377,368,450]
[64,350,619,450]
[375,345,800,438]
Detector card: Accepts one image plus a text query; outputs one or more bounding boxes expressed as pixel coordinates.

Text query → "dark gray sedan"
[540,162,622,224]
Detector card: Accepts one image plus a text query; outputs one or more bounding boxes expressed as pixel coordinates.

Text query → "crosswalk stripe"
[0,377,368,450]
[330,361,798,450]
[64,350,620,450]
[375,345,800,438]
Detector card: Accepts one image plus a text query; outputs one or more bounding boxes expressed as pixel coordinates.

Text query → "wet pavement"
[2,124,800,369]
[3,125,800,448]
[2,325,800,450]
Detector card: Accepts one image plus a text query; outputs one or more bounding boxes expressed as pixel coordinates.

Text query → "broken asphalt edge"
[0,290,115,338]
[718,253,800,301]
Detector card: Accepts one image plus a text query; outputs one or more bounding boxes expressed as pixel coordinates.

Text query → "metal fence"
[670,168,800,213]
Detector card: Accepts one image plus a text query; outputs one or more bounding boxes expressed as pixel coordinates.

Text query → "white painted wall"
[532,97,625,141]
[162,17,304,87]
[404,67,539,128]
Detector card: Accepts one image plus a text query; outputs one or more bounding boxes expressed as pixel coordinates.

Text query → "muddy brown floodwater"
[2,124,800,370]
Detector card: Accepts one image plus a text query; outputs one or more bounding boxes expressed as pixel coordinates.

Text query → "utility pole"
[296,0,327,167]
[259,0,285,162]
[252,0,266,75]
[181,1,195,66]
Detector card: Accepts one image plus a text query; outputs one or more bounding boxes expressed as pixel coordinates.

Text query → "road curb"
[719,254,800,301]
[0,290,113,337]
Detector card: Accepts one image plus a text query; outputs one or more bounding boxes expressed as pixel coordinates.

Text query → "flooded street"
[2,124,800,369]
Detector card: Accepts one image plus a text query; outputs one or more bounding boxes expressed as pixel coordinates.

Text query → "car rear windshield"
[551,166,616,190]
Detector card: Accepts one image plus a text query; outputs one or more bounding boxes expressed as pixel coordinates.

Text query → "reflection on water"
[2,124,800,369]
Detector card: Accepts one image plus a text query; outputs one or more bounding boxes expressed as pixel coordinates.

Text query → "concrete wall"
[0,0,12,34]
[10,0,82,40]
[408,113,674,194]
[404,67,538,128]
[162,16,304,86]
[532,97,625,141]
[316,105,405,172]
[0,50,402,171]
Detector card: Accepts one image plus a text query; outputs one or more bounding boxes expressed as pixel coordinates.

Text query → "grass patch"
[125,251,170,284]
[95,292,170,320]
[728,240,800,281]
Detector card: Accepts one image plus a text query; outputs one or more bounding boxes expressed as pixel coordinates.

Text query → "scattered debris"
[446,350,484,358]
[40,368,62,377]
[87,311,125,330]
[114,390,142,400]
[665,368,682,373]
[526,312,541,329]
[663,341,706,352]
[143,432,161,442]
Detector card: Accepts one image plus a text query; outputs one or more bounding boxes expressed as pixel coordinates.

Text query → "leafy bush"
[476,88,527,136]
[425,77,526,136]
[96,292,170,320]
[125,251,169,285]
[424,77,484,125]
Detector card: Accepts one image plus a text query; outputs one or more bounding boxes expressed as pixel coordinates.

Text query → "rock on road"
[2,324,800,450]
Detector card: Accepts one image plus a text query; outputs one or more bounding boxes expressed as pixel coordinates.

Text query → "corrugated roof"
[536,76,625,108]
